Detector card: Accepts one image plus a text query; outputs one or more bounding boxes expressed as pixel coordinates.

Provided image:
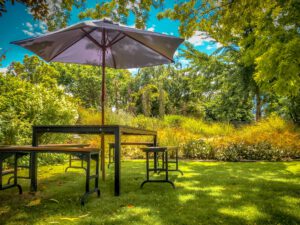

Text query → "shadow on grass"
[0,161,299,225]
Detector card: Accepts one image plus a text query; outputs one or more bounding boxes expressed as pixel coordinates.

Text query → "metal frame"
[161,147,183,176]
[0,153,22,194]
[108,142,154,168]
[140,147,175,189]
[0,147,100,205]
[65,154,87,172]
[31,125,157,196]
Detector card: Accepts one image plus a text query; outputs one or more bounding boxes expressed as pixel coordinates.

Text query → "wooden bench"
[0,146,100,205]
[4,144,91,184]
[108,142,154,168]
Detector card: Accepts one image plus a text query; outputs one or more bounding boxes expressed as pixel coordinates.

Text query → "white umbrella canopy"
[11,19,184,178]
[11,19,183,68]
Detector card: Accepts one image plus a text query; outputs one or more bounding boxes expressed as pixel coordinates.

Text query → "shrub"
[182,139,215,159]
[164,115,186,127]
[214,142,295,161]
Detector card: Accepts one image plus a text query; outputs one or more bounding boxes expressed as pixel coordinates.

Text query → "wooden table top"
[0,146,99,153]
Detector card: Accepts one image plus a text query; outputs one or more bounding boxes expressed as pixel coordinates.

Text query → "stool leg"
[0,159,2,190]
[95,153,100,197]
[165,151,175,189]
[154,152,157,173]
[81,154,90,206]
[175,148,183,176]
[108,145,111,168]
[140,152,149,188]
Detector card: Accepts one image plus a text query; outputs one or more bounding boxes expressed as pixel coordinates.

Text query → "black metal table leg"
[114,128,121,196]
[30,152,37,192]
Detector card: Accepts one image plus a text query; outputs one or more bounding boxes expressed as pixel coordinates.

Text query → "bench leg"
[80,152,100,206]
[14,154,22,194]
[65,155,86,173]
[0,154,22,194]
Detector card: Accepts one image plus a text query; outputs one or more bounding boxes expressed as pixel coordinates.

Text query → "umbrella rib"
[81,28,104,49]
[107,32,122,46]
[49,28,97,61]
[107,32,126,48]
[106,35,117,68]
[122,32,174,63]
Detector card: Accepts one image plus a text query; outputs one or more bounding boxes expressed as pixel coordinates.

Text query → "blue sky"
[0,1,220,71]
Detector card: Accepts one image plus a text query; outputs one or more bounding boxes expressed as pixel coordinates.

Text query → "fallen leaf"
[60,217,79,221]
[26,199,41,207]
[78,213,90,218]
[49,198,59,204]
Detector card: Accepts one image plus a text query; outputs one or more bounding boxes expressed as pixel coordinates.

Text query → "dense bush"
[0,75,78,145]
[182,139,300,161]
[182,139,215,159]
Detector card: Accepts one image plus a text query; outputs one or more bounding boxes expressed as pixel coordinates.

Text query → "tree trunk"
[255,86,262,121]
[159,85,165,118]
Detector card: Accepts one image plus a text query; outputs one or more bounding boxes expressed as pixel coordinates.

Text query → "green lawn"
[0,160,299,225]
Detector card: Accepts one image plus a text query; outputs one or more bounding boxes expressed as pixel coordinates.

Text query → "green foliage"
[78,0,164,29]
[158,0,300,97]
[0,74,78,145]
[183,139,214,159]
[0,0,86,31]
[182,139,299,161]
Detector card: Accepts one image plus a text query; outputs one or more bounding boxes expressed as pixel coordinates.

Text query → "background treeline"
[0,0,299,161]
[0,51,300,162]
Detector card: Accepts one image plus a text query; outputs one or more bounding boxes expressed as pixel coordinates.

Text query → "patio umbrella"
[11,19,184,178]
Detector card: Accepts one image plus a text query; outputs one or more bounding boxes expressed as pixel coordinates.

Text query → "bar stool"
[161,146,183,176]
[140,147,175,188]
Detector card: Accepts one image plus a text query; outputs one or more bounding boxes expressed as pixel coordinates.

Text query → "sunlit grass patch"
[219,205,268,221]
[0,161,299,225]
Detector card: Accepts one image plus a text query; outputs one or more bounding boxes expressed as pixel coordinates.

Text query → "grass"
[0,160,299,225]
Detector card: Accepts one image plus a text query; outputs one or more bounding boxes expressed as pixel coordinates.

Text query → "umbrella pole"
[101,29,106,181]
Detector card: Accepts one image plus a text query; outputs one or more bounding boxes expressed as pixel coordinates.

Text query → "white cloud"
[187,31,215,46]
[25,22,33,31]
[128,68,139,74]
[22,21,47,37]
[179,59,190,68]
[0,67,8,74]
[206,45,214,50]
[206,42,223,51]
[147,24,156,32]
[216,42,223,48]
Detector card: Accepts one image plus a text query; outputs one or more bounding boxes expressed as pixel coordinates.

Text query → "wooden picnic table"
[31,125,157,196]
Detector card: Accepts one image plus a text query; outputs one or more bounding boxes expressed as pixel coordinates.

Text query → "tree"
[158,0,300,97]
[91,1,299,121]
[8,55,59,88]
[78,0,163,29]
[0,0,86,31]
[0,72,77,145]
[181,43,254,122]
